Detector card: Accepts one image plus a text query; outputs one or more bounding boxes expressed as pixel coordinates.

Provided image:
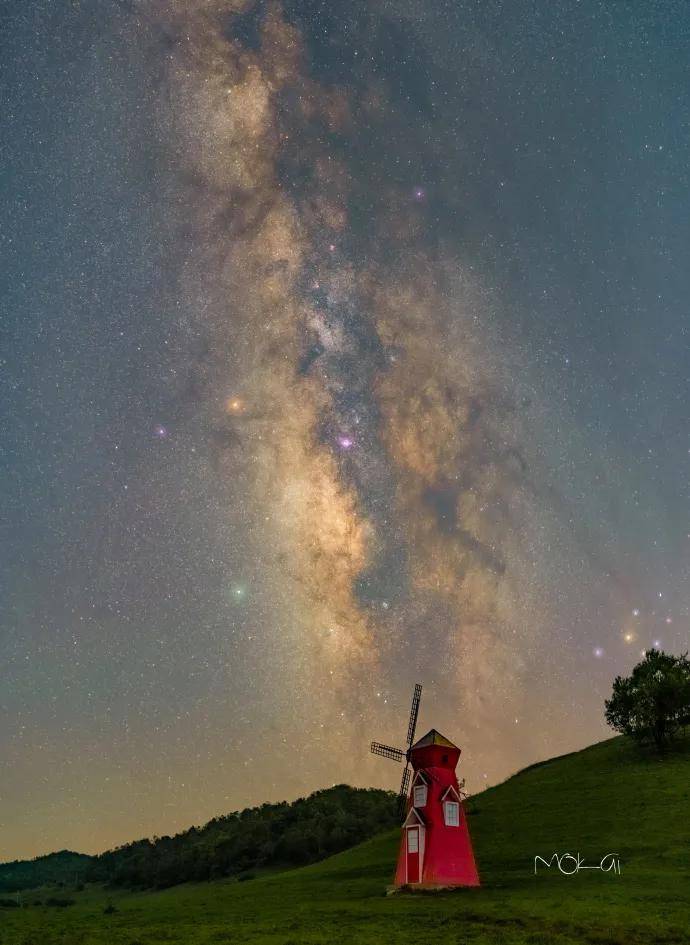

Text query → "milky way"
[149,0,555,735]
[3,0,689,859]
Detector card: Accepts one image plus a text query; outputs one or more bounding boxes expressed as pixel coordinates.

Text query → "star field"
[1,0,689,860]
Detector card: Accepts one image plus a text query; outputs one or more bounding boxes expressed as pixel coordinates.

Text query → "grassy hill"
[2,736,689,945]
[0,787,397,894]
[86,785,398,889]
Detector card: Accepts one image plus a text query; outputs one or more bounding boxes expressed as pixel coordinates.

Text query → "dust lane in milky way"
[3,0,689,859]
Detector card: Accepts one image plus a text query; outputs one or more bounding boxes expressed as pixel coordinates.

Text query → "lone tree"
[605,649,690,750]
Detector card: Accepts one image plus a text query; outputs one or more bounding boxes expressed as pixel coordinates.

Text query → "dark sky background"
[1,0,688,860]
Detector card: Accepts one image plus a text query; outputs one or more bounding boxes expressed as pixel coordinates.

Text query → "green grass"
[2,736,689,945]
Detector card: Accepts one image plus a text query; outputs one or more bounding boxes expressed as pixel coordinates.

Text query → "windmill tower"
[371,684,480,888]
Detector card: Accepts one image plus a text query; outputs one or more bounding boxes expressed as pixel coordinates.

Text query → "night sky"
[2,0,689,861]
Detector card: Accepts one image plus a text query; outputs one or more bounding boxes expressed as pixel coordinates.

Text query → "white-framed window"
[407,828,419,853]
[444,800,460,826]
[413,784,428,808]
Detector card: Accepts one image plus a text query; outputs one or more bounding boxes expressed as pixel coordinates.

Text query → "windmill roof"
[410,728,459,751]
[402,807,426,828]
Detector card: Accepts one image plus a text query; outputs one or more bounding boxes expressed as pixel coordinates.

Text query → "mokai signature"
[534,853,622,876]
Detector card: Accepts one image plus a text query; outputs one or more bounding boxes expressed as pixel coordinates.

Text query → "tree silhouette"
[605,649,690,750]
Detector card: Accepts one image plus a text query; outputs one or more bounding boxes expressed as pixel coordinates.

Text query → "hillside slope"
[3,736,690,944]
[0,851,91,894]
[87,785,398,888]
[0,786,397,893]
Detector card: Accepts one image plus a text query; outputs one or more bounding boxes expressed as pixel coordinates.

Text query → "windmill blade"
[405,683,423,747]
[370,741,405,762]
[397,765,411,817]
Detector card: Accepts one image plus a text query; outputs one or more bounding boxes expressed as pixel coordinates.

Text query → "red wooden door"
[406,827,420,883]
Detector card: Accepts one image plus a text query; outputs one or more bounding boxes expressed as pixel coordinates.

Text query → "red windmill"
[371,684,480,888]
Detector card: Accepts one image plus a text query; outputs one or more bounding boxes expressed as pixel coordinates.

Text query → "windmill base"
[386,883,479,896]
